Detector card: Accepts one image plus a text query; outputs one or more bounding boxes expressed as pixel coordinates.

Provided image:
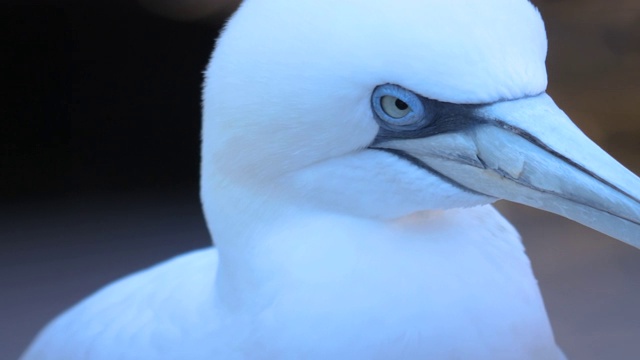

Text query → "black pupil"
[395,98,409,111]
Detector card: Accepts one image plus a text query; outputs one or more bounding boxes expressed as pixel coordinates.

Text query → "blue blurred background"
[1,0,639,359]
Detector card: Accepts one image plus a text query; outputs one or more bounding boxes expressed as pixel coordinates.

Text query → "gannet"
[22,0,640,359]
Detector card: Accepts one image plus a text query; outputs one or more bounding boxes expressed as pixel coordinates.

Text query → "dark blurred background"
[1,0,639,359]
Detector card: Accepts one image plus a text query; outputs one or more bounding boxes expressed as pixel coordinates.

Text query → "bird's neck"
[201,175,503,312]
[201,177,308,310]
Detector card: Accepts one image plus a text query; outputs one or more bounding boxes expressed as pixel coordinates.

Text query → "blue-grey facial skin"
[371,84,637,200]
[370,84,487,144]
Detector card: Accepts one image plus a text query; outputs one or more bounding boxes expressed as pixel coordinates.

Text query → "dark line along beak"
[373,93,640,248]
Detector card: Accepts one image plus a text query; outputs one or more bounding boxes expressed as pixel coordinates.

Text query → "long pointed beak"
[378,93,640,248]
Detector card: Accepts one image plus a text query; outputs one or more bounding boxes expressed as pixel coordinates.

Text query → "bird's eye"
[372,84,428,130]
[380,96,411,118]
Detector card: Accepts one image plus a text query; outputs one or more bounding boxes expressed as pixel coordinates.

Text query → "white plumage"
[22,1,639,359]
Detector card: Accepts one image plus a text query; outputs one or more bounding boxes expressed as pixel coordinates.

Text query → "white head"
[201,0,640,248]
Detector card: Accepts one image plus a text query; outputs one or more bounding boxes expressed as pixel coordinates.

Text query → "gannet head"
[202,0,640,247]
